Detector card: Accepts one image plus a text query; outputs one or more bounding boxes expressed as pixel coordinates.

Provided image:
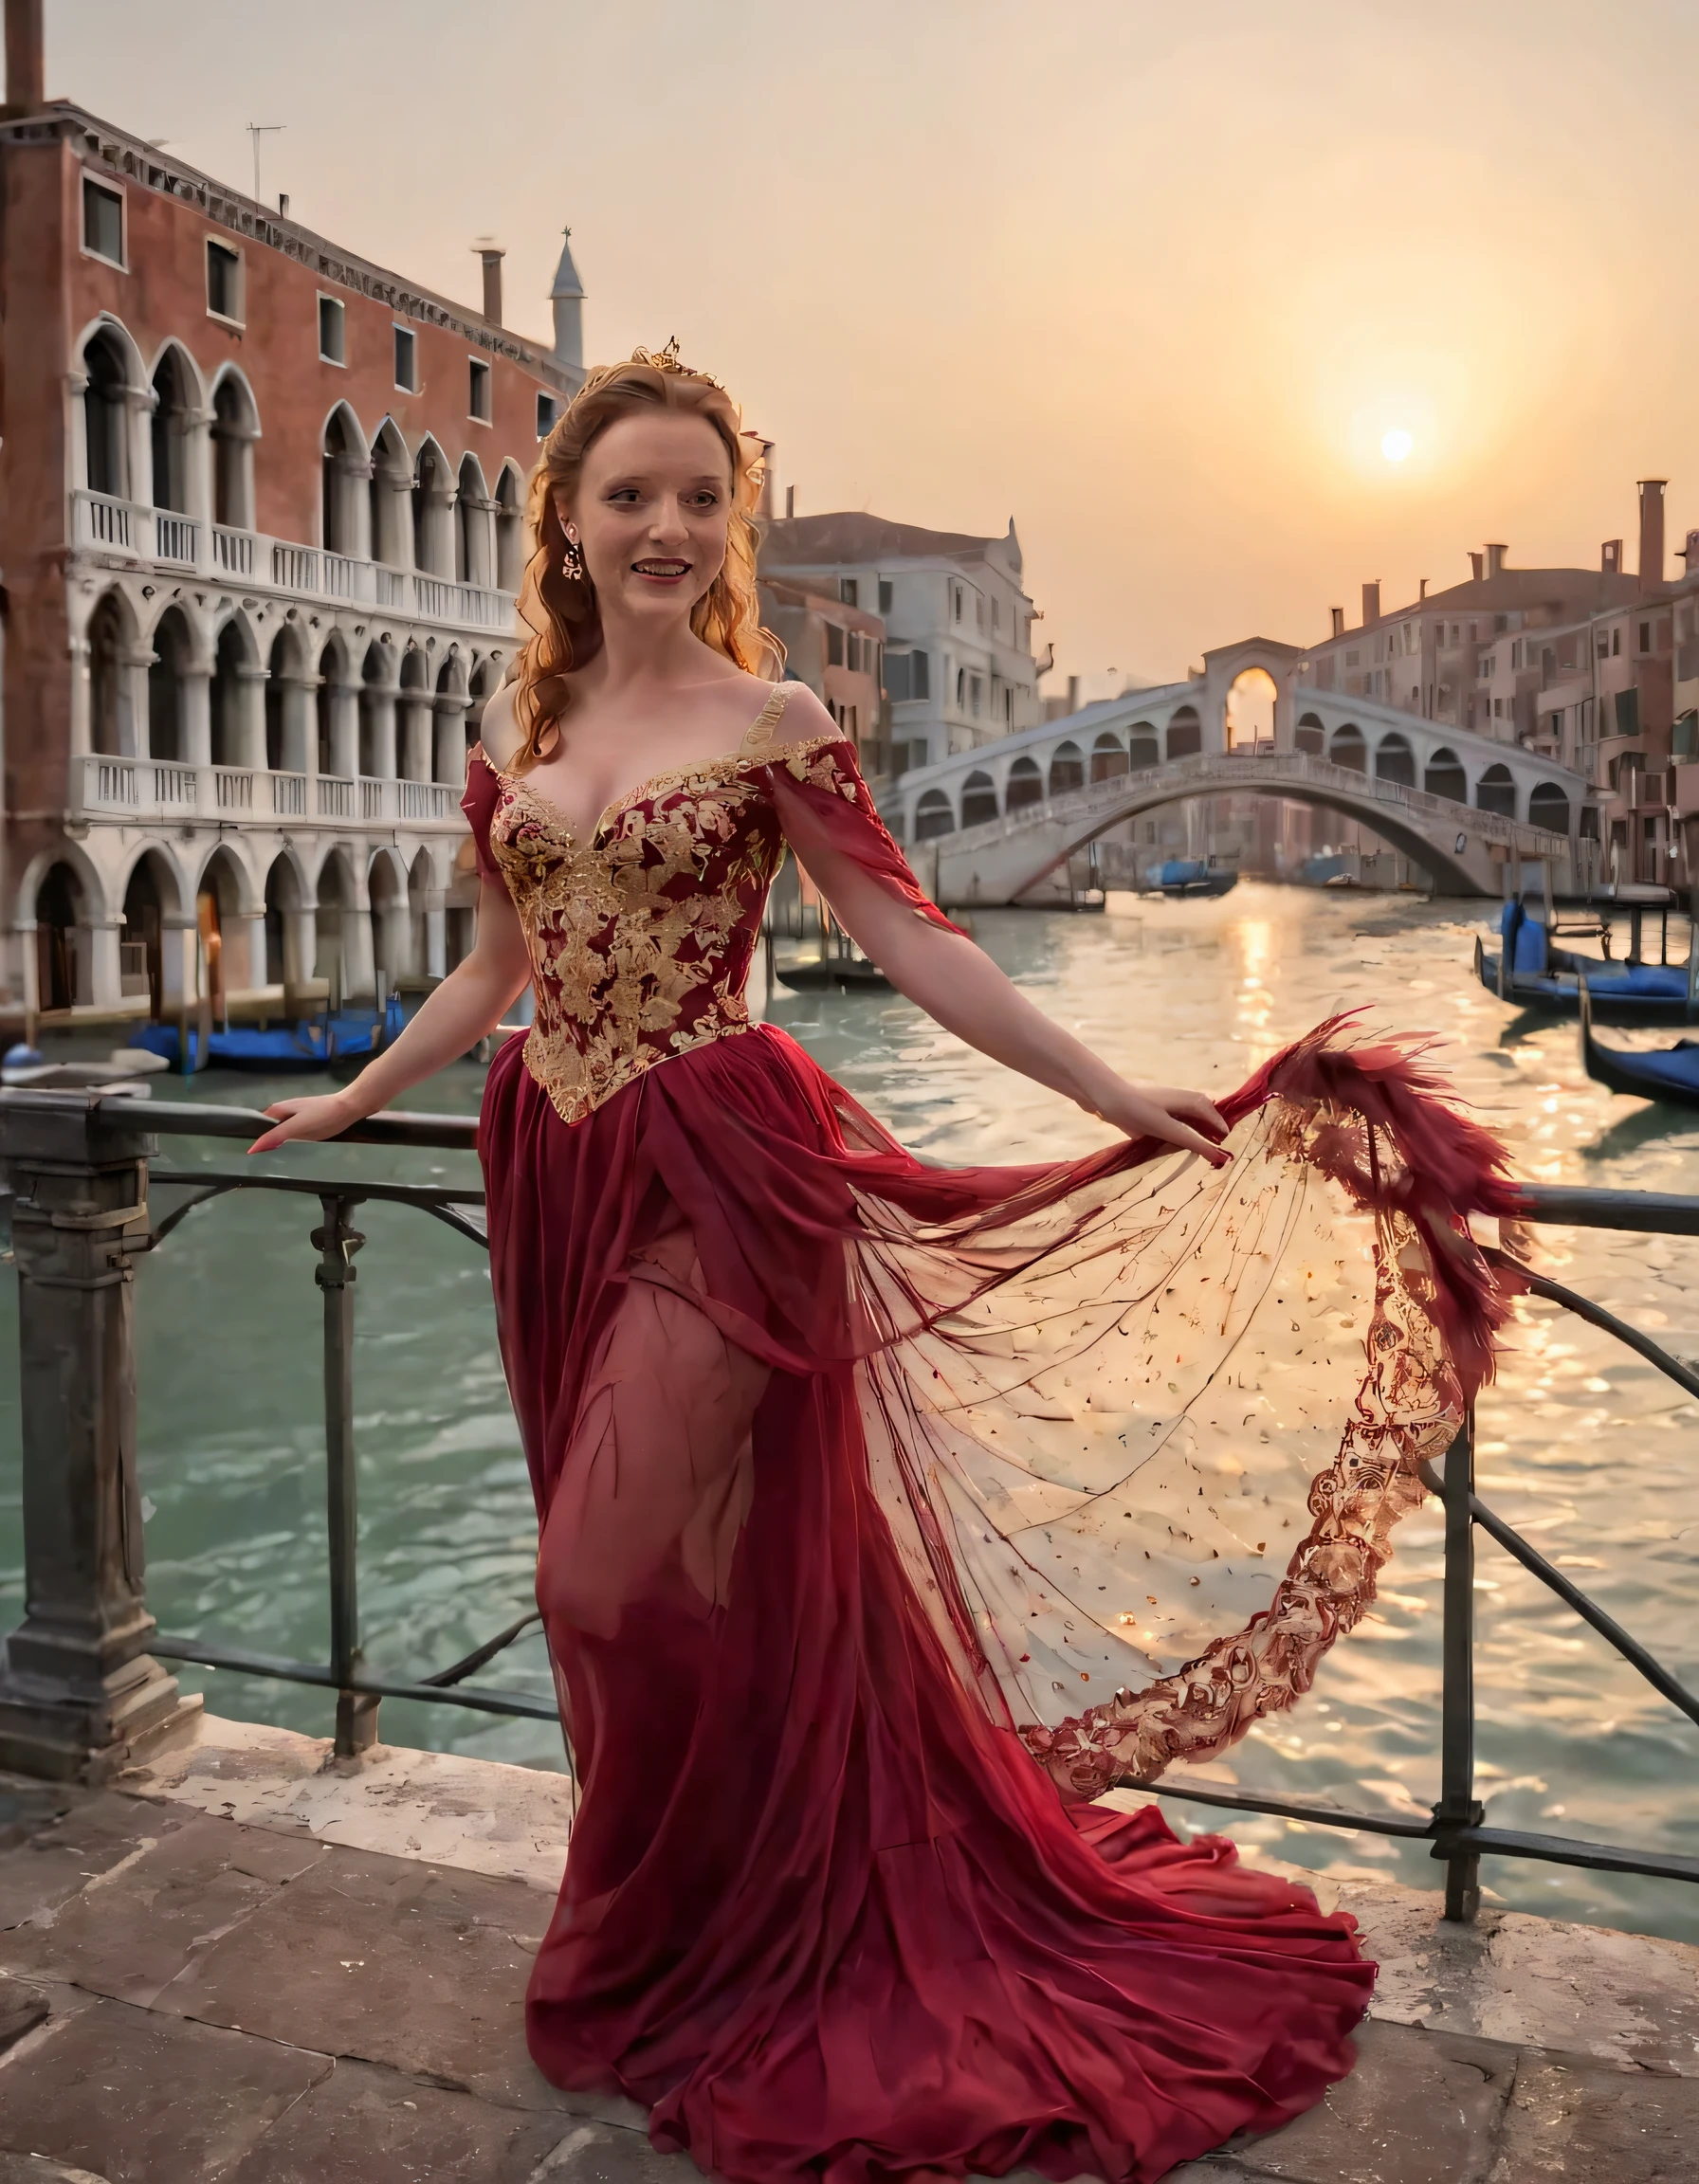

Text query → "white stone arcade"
[884,637,1595,902]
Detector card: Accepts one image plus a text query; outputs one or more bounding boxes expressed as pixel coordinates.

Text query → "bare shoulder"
[769,681,837,742]
[478,680,523,772]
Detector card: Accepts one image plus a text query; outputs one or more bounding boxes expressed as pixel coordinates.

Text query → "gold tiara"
[630,337,721,387]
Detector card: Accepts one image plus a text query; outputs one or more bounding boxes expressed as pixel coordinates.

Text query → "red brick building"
[0,9,583,1025]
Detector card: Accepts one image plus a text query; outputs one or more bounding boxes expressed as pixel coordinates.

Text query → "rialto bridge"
[882,638,1595,903]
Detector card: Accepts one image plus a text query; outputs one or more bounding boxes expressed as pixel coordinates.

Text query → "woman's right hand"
[247,1091,364,1155]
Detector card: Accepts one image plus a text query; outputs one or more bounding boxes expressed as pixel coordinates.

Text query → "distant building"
[759,512,1048,770]
[1293,483,1699,885]
[757,577,886,773]
[0,27,583,1026]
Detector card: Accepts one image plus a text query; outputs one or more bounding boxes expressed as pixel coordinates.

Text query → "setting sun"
[1380,428,1415,463]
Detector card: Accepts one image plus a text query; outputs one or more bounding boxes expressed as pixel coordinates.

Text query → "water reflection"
[2,882,1697,1942]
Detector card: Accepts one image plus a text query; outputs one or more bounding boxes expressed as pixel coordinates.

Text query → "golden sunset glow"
[54,0,1699,687]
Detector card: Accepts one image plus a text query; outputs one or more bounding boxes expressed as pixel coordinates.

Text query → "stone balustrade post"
[0,1092,196,1780]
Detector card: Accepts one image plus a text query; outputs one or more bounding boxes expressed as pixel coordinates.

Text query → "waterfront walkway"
[0,1716,1692,2184]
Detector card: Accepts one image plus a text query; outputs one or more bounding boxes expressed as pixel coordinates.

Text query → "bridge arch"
[1329,723,1366,773]
[1007,755,1043,811]
[1375,731,1416,787]
[960,769,998,826]
[1529,781,1571,833]
[1425,746,1466,800]
[951,774,1489,898]
[1166,706,1201,760]
[1295,711,1324,756]
[1476,763,1516,819]
[1090,731,1128,782]
[1127,722,1160,767]
[1049,740,1085,795]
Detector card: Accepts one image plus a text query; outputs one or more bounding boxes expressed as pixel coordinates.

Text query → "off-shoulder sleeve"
[766,737,968,937]
[461,748,508,890]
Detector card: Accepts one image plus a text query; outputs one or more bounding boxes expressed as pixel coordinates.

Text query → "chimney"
[279,192,289,217]
[1066,675,1081,714]
[1361,581,1380,628]
[1602,538,1622,575]
[784,484,795,519]
[4,0,44,115]
[478,245,505,327]
[1329,607,1344,639]
[1418,577,1429,601]
[1485,543,1507,578]
[1470,551,1485,582]
[1638,479,1666,593]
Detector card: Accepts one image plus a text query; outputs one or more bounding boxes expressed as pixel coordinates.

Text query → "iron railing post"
[1432,1415,1484,1921]
[313,1192,376,1757]
[0,1091,193,1777]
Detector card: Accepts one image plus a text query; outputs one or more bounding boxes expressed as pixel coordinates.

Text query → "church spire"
[550,228,585,376]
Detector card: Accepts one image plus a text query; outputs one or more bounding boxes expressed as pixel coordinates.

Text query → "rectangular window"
[82,177,125,265]
[393,325,418,391]
[1615,686,1640,737]
[827,624,845,667]
[839,577,859,608]
[878,579,893,615]
[911,649,930,701]
[537,391,557,438]
[318,295,346,364]
[1613,627,1621,656]
[1639,621,1651,652]
[952,584,963,623]
[468,357,491,422]
[206,240,243,322]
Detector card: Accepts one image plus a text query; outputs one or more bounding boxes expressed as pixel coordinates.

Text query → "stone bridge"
[884,638,1596,902]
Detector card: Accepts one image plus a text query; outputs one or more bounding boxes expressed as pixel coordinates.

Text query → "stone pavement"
[0,1717,1691,2183]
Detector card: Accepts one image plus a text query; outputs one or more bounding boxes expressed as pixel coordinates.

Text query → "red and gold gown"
[462,681,1519,2184]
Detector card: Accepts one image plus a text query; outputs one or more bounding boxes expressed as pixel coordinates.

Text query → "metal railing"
[2,1090,1698,1913]
[0,1089,551,1776]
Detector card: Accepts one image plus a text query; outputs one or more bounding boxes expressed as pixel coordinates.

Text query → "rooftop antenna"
[247,123,284,205]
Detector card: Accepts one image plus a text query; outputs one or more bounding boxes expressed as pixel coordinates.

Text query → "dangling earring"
[561,529,586,582]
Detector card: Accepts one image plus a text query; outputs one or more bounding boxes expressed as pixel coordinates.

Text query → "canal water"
[5,881,1699,1942]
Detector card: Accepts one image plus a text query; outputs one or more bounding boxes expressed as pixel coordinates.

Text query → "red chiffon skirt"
[480,1023,1375,2184]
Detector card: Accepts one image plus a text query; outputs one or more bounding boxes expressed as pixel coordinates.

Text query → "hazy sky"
[44,0,1699,691]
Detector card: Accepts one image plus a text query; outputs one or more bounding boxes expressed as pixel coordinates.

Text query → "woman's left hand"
[1092,1082,1231,1166]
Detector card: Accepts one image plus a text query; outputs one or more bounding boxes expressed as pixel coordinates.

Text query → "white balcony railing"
[153,513,199,566]
[69,492,516,634]
[211,525,255,577]
[71,753,464,829]
[73,490,139,553]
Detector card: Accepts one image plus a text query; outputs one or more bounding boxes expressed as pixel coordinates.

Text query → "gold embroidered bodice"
[464,683,856,1126]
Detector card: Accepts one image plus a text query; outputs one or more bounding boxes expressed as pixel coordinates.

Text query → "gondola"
[126,992,406,1073]
[774,952,893,994]
[1579,977,1699,1108]
[1144,859,1239,901]
[1473,900,1699,1026]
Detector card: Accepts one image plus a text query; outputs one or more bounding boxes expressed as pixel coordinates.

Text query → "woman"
[252,350,1519,2184]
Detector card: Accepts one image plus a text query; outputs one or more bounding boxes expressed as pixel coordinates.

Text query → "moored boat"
[1579,978,1699,1108]
[1144,858,1239,900]
[1474,899,1699,1026]
[127,992,405,1073]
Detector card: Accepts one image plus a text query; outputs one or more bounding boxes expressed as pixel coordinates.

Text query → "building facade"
[756,576,886,769]
[0,67,585,1028]
[759,513,1048,771]
[1292,482,1699,885]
